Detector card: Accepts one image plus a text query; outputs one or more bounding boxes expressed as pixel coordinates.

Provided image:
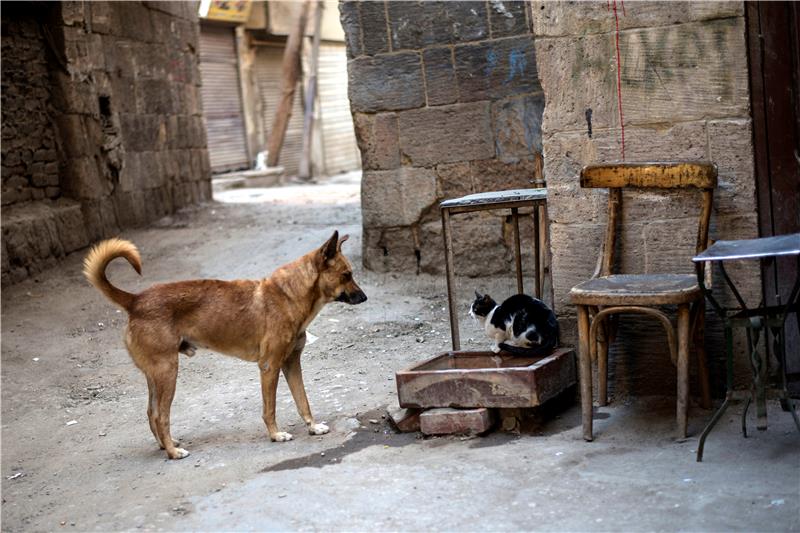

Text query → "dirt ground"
[2,173,798,531]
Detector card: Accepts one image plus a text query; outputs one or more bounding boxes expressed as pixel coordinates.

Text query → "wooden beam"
[265,0,311,168]
[298,0,324,180]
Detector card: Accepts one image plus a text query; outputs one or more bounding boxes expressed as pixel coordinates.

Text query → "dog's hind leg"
[150,355,189,459]
[146,375,162,447]
[282,335,328,436]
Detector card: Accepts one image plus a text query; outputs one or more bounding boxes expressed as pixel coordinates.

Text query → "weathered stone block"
[348,53,424,113]
[471,157,541,191]
[353,112,400,170]
[62,157,108,200]
[137,78,174,114]
[388,1,488,50]
[90,2,113,34]
[492,94,544,161]
[707,119,756,215]
[112,2,155,42]
[339,1,362,58]
[436,162,474,199]
[531,1,743,38]
[420,407,494,435]
[423,47,458,106]
[360,1,389,55]
[398,102,494,166]
[119,114,161,152]
[53,199,89,253]
[489,1,530,38]
[455,36,540,102]
[53,114,89,158]
[362,227,419,273]
[536,19,748,133]
[361,167,437,227]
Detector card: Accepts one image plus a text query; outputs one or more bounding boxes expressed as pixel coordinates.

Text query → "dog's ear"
[337,234,350,251]
[321,230,339,261]
[474,290,482,299]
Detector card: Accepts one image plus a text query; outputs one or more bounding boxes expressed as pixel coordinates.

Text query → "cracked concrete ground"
[2,174,798,531]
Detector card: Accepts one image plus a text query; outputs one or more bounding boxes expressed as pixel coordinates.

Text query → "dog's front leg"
[282,333,329,436]
[259,344,293,442]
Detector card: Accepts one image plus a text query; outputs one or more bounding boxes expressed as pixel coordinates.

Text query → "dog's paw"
[308,423,329,436]
[271,431,293,442]
[168,447,190,460]
[491,344,501,354]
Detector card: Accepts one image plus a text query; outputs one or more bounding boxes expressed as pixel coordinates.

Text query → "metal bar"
[719,262,748,310]
[441,208,460,350]
[534,204,541,299]
[511,208,523,294]
[696,395,732,462]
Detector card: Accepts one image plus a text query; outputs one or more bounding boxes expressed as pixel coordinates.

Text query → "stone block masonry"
[1,2,212,286]
[342,1,545,279]
[531,1,759,397]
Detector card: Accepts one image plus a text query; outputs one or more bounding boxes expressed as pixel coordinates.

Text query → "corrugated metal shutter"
[199,25,250,173]
[255,46,304,176]
[317,43,360,175]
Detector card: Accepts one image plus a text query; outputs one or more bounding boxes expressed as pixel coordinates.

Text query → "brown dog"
[83,231,366,459]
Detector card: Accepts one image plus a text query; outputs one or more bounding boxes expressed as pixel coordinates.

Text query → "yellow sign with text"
[202,0,252,23]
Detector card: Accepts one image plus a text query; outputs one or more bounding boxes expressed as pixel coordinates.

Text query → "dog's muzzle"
[336,290,367,305]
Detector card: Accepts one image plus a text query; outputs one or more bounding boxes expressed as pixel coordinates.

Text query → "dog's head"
[317,231,367,305]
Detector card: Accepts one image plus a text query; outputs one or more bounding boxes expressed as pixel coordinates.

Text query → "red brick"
[387,408,422,433]
[420,408,495,436]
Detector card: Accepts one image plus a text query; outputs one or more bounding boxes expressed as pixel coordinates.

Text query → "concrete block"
[489,1,530,38]
[360,1,388,55]
[398,102,494,166]
[455,37,540,103]
[420,407,494,435]
[492,94,544,161]
[339,1,362,58]
[361,167,437,228]
[387,407,423,433]
[348,53,424,113]
[352,112,400,170]
[423,47,458,106]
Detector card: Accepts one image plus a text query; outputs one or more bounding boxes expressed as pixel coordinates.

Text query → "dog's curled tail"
[83,238,142,310]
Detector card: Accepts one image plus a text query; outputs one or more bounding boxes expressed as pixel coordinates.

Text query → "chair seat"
[570,274,702,306]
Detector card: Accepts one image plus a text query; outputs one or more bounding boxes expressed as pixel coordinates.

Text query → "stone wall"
[531,1,759,396]
[341,1,545,276]
[1,1,212,286]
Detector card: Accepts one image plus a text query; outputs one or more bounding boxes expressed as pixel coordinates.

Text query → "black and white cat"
[469,292,559,356]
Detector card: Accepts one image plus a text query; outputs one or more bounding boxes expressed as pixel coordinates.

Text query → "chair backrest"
[580,161,718,277]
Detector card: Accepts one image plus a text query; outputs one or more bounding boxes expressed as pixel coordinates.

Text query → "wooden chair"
[570,162,716,441]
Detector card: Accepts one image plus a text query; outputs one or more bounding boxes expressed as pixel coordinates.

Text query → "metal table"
[440,188,548,350]
[692,233,800,461]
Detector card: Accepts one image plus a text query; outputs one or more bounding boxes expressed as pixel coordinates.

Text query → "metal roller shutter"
[199,25,250,173]
[316,43,360,175]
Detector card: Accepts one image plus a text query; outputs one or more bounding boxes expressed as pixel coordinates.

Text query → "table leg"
[578,305,593,441]
[512,208,523,295]
[677,304,690,439]
[441,209,460,351]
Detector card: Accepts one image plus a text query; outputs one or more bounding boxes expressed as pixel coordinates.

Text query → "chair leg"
[677,304,691,439]
[691,300,712,409]
[578,305,593,441]
[597,315,609,407]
